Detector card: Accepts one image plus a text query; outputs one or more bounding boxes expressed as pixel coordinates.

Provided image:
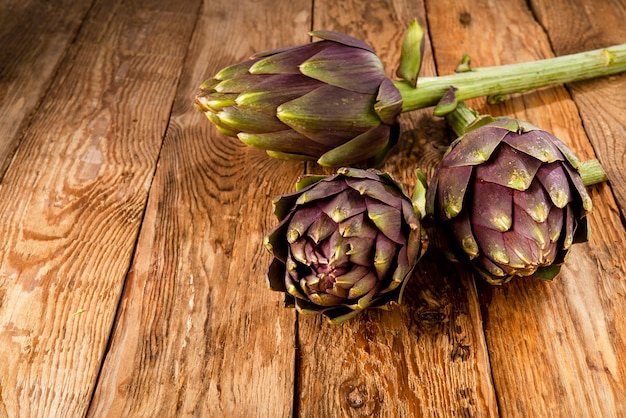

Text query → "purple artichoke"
[195,31,403,167]
[426,118,592,284]
[264,168,427,324]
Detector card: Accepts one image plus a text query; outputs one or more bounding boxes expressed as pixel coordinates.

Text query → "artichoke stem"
[395,43,626,112]
[444,102,479,136]
[580,159,608,186]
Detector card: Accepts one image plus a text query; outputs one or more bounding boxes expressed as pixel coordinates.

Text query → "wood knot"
[411,308,449,336]
[415,310,446,325]
[339,379,381,414]
[459,11,471,26]
[346,385,365,409]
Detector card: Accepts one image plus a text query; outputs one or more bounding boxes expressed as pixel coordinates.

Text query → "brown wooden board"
[0,0,201,416]
[87,0,310,415]
[0,0,624,416]
[0,0,93,179]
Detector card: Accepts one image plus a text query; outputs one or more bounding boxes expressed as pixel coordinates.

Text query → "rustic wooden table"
[1,0,625,416]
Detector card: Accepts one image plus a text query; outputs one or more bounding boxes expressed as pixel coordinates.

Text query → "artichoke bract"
[195,31,403,167]
[426,118,593,284]
[264,168,427,324]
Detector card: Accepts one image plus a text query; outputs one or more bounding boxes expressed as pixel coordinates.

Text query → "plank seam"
[477,285,503,417]
[84,1,205,415]
[292,314,300,418]
[0,0,98,184]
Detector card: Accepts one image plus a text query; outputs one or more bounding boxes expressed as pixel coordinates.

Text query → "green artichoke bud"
[264,168,427,324]
[195,31,403,167]
[426,118,593,284]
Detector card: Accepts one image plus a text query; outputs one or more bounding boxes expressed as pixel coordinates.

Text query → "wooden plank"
[87,0,311,415]
[0,0,201,416]
[295,1,499,416]
[0,0,93,179]
[529,0,626,217]
[426,0,626,415]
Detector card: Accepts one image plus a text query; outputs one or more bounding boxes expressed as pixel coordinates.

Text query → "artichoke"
[264,167,427,324]
[195,31,403,167]
[426,118,593,284]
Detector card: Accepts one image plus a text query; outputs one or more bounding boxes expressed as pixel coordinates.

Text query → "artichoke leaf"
[396,19,425,87]
[309,30,375,53]
[317,125,390,167]
[300,44,385,94]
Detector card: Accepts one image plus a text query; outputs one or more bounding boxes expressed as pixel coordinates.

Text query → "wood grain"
[0,0,201,416]
[87,0,311,415]
[295,1,499,416]
[0,0,93,180]
[1,0,624,416]
[426,0,626,415]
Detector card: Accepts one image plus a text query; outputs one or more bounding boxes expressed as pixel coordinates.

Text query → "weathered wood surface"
[0,0,624,417]
[0,0,202,416]
[87,0,305,415]
[0,0,93,179]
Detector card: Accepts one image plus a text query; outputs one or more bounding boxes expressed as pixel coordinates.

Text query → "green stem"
[444,102,482,136]
[394,44,626,112]
[580,159,608,186]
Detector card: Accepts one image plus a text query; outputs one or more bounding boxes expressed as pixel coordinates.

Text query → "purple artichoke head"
[195,31,403,167]
[264,168,427,324]
[426,118,592,284]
